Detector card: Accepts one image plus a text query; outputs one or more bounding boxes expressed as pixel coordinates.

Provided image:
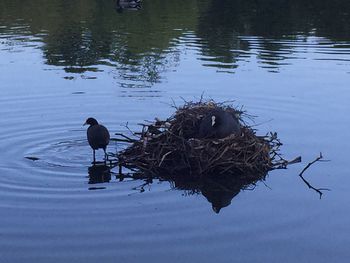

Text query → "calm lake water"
[1,0,350,262]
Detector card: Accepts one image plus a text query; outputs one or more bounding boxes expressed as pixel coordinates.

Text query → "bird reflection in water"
[200,179,242,213]
[168,173,265,214]
[88,164,112,190]
[116,0,142,13]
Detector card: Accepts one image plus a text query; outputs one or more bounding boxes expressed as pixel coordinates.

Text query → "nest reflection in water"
[87,162,266,213]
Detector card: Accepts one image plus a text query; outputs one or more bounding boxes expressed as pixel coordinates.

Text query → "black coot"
[198,109,240,139]
[84,117,110,163]
[116,0,141,12]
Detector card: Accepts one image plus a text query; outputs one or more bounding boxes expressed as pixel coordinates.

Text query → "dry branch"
[298,152,330,198]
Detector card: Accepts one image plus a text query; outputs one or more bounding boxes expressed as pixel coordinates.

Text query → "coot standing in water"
[84,117,110,164]
[199,109,241,139]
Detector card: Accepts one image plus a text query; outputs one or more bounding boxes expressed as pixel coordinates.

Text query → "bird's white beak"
[211,116,216,126]
[83,121,87,126]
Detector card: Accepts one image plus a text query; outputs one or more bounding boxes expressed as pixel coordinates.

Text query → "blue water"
[0,1,350,262]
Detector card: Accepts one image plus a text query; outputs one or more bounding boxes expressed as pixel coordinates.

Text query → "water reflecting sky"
[0,1,350,262]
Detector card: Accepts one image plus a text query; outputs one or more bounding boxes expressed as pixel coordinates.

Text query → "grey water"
[0,0,350,262]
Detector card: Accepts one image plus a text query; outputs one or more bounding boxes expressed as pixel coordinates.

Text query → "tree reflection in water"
[1,0,349,86]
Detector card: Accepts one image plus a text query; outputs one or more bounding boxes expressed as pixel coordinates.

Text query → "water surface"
[1,1,350,262]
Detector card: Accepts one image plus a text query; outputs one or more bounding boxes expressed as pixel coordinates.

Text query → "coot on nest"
[199,109,241,139]
[84,117,110,163]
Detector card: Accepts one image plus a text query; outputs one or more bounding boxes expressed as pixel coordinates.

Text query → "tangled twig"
[112,100,300,186]
[105,100,331,200]
[298,152,330,198]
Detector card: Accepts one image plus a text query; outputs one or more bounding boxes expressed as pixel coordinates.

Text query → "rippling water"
[1,0,350,262]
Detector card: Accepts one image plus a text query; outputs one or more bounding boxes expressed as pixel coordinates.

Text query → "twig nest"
[117,100,284,184]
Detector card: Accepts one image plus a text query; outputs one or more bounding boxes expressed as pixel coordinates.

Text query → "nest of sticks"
[114,100,297,186]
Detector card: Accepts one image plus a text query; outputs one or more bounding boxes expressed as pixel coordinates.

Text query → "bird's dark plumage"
[116,0,142,12]
[84,117,110,163]
[198,109,240,139]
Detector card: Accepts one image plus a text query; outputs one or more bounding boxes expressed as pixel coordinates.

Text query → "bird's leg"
[93,150,96,165]
[103,148,108,164]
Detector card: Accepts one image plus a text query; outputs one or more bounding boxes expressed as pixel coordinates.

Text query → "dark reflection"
[196,0,250,72]
[201,180,240,213]
[169,174,263,213]
[0,0,349,81]
[198,0,350,39]
[197,0,350,71]
[88,164,111,184]
[115,0,142,13]
[97,163,263,212]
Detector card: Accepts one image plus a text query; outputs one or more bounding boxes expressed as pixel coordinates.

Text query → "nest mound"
[117,101,285,184]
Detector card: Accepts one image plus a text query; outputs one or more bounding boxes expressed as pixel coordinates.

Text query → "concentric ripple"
[1,2,350,261]
[0,93,129,203]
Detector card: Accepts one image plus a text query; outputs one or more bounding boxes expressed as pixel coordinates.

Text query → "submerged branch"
[298,152,330,199]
